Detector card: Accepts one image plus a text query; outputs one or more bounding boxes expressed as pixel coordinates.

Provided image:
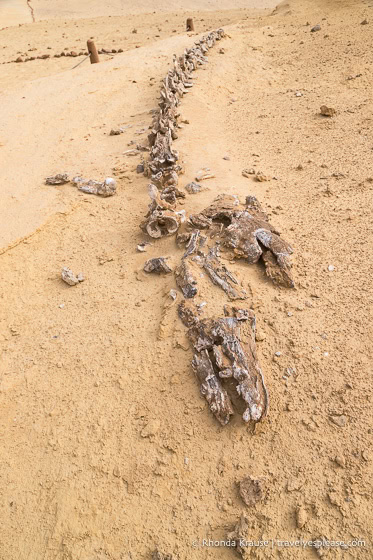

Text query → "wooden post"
[186,18,194,32]
[87,39,99,64]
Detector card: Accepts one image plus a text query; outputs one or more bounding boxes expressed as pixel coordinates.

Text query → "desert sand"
[0,0,372,559]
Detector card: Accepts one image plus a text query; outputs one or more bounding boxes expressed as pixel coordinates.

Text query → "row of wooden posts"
[86,18,195,65]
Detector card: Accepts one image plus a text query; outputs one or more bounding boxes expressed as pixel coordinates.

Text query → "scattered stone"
[296,506,308,528]
[144,257,172,274]
[327,264,335,271]
[334,455,346,468]
[242,168,256,177]
[311,24,321,32]
[185,181,203,194]
[132,28,137,34]
[61,267,84,286]
[361,19,368,25]
[15,56,23,63]
[239,476,264,506]
[141,419,160,438]
[320,105,336,117]
[330,414,347,427]
[255,172,269,182]
[136,163,145,173]
[274,351,282,357]
[255,330,266,342]
[45,173,70,185]
[227,514,249,557]
[295,91,303,97]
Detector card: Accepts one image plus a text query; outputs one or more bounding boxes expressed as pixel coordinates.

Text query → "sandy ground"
[0,0,372,559]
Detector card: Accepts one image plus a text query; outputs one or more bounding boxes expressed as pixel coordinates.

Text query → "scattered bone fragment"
[143,257,172,274]
[320,105,336,117]
[227,514,249,557]
[185,181,203,194]
[203,246,247,300]
[239,476,264,507]
[175,261,198,298]
[45,173,70,185]
[195,167,216,181]
[179,302,268,425]
[72,177,116,197]
[137,243,149,252]
[61,267,84,286]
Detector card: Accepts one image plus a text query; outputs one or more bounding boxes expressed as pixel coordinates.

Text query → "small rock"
[296,506,308,528]
[61,267,84,286]
[255,172,269,182]
[361,19,368,25]
[330,414,347,427]
[141,419,160,438]
[295,91,303,97]
[185,181,202,194]
[327,264,335,271]
[239,476,264,506]
[255,330,266,342]
[311,24,321,32]
[274,351,282,357]
[132,28,137,34]
[242,168,256,177]
[334,455,346,468]
[136,163,145,173]
[15,56,23,63]
[320,105,336,117]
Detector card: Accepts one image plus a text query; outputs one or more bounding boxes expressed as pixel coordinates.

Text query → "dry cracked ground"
[0,0,372,559]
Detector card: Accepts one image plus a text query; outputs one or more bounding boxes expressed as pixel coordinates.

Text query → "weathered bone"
[203,246,247,301]
[175,261,198,298]
[178,301,268,425]
[188,194,294,287]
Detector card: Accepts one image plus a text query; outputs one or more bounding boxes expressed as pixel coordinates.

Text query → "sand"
[0,0,372,558]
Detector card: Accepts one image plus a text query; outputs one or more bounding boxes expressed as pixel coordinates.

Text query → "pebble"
[296,506,308,528]
[328,265,335,271]
[311,24,321,32]
[295,91,303,97]
[274,351,282,357]
[141,419,160,438]
[255,330,266,342]
[334,455,346,468]
[330,414,347,427]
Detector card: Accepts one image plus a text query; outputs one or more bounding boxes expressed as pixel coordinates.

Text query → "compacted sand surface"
[0,0,372,558]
